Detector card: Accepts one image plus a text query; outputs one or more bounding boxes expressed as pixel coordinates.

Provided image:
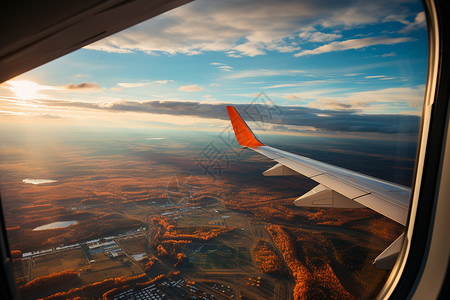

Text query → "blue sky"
[0,0,428,138]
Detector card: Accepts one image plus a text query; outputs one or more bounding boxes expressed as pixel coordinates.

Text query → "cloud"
[224,69,303,79]
[265,80,331,89]
[284,94,299,100]
[118,82,148,88]
[38,98,420,134]
[400,12,426,33]
[381,52,397,57]
[211,63,233,72]
[83,0,419,57]
[64,82,100,90]
[203,95,218,101]
[0,109,63,119]
[218,65,233,72]
[178,84,203,92]
[117,80,171,88]
[308,86,425,113]
[299,31,342,42]
[295,36,413,56]
[75,74,90,78]
[382,14,410,25]
[365,75,386,79]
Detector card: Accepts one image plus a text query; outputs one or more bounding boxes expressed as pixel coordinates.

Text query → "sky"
[0,0,428,139]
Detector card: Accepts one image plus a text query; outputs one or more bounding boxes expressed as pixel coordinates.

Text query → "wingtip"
[226,106,264,148]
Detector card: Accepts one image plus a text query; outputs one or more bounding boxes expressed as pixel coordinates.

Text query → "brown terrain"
[0,132,404,299]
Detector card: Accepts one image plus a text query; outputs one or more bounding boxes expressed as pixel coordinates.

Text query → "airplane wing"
[226,106,411,269]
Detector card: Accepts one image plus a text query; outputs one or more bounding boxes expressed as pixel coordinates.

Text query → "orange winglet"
[226,106,264,148]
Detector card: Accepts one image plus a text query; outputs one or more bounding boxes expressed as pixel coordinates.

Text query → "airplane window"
[0,0,428,299]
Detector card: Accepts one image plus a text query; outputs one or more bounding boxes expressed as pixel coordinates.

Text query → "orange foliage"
[102,285,130,300]
[44,274,147,299]
[267,225,354,300]
[139,256,157,272]
[152,216,233,264]
[174,252,186,267]
[267,225,311,300]
[19,269,79,297]
[135,274,165,289]
[152,216,234,242]
[253,240,288,276]
[156,244,169,257]
[10,250,22,259]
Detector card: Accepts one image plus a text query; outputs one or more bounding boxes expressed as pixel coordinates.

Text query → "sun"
[6,80,47,100]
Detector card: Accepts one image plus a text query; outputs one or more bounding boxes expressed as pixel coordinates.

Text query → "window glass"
[0,0,427,299]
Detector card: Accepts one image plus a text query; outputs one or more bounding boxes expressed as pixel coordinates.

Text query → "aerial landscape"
[0,0,427,299]
[0,127,411,299]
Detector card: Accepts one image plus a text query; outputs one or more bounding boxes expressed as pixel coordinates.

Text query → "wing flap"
[374,233,405,269]
[263,163,300,176]
[294,185,366,208]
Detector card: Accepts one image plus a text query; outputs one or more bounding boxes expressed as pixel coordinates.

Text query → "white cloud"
[224,69,303,79]
[75,74,90,78]
[118,82,148,88]
[265,80,331,89]
[284,94,299,100]
[211,63,233,72]
[365,75,386,79]
[178,84,204,92]
[381,52,397,57]
[382,14,409,25]
[400,12,426,33]
[203,94,218,101]
[295,36,413,57]
[308,86,425,113]
[118,80,170,88]
[299,31,342,42]
[83,0,417,57]
[218,65,233,71]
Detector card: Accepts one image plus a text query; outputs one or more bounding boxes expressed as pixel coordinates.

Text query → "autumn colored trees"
[151,216,234,242]
[253,240,288,276]
[18,269,80,298]
[151,216,234,265]
[267,225,311,299]
[174,253,187,267]
[10,249,22,260]
[267,225,354,300]
[138,256,157,272]
[43,274,148,299]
